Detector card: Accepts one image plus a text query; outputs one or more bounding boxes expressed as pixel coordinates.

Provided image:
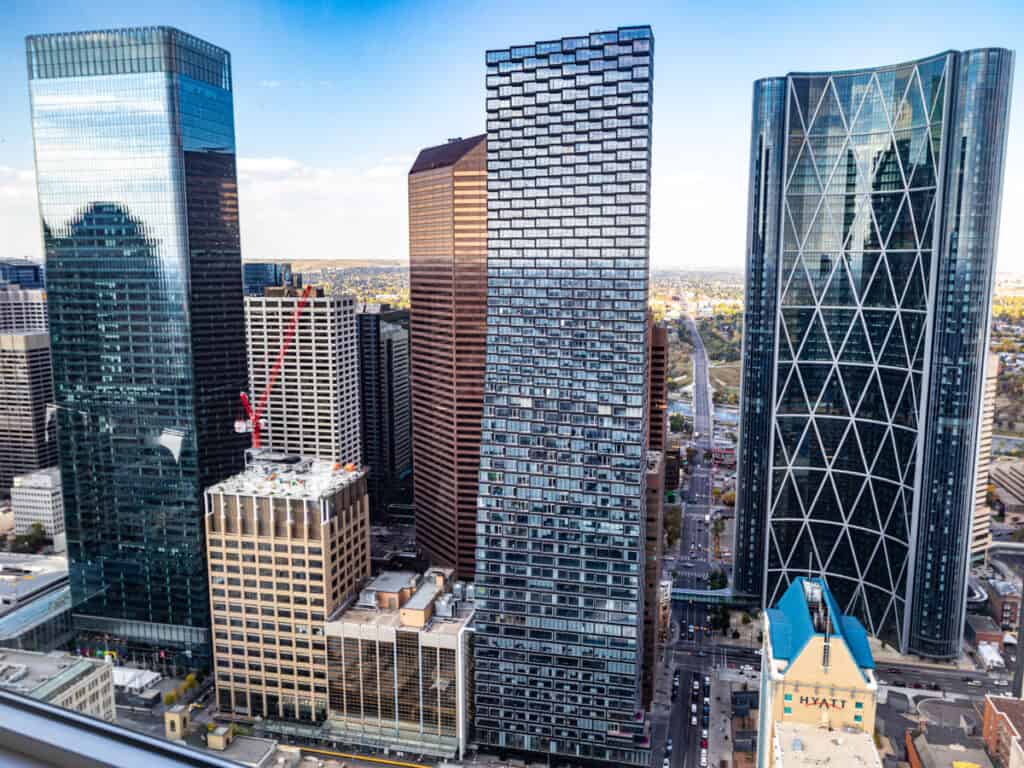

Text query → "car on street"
[995,680,1010,687]
[691,715,698,726]
[968,680,983,688]
[887,667,901,674]
[666,737,673,754]
[662,759,670,768]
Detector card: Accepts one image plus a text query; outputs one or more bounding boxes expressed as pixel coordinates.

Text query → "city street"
[648,316,721,768]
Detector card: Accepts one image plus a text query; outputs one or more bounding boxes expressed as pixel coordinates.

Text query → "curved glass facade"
[736,49,1014,657]
[26,27,248,668]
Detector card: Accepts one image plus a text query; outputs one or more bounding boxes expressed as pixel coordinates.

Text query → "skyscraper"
[734,49,1014,657]
[245,287,362,464]
[357,304,412,518]
[0,260,45,290]
[26,27,249,667]
[0,333,57,499]
[408,135,487,580]
[243,262,294,296]
[474,27,654,765]
[648,317,669,452]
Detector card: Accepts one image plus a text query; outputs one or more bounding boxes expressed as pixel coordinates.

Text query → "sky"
[2,0,1022,271]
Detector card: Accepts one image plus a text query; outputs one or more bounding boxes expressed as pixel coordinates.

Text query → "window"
[783,706,792,715]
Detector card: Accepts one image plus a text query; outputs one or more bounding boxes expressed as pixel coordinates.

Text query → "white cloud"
[258,80,281,89]
[237,156,407,263]
[0,167,41,260]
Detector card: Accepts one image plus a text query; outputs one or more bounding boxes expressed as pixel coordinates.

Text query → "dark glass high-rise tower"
[734,49,1014,658]
[475,27,653,765]
[26,27,248,668]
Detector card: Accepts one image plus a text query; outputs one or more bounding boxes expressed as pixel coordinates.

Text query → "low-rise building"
[0,647,115,721]
[0,553,68,618]
[985,579,1022,631]
[324,567,474,760]
[968,613,1005,651]
[983,695,1024,768]
[757,578,877,768]
[993,460,1024,524]
[205,449,370,723]
[10,468,64,551]
[906,724,994,768]
[772,722,880,768]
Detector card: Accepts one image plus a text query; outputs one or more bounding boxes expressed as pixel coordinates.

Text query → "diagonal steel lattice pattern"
[764,56,950,647]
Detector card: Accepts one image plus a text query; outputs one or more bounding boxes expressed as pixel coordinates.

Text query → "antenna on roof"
[447,137,463,143]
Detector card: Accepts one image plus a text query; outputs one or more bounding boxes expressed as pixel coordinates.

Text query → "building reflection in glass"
[26,27,249,668]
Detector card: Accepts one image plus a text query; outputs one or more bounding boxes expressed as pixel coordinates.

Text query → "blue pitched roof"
[767,577,874,675]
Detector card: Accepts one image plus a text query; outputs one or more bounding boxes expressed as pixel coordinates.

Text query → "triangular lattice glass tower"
[734,49,1014,658]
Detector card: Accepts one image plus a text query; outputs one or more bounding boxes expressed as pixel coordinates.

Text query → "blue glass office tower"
[0,261,45,289]
[26,27,249,669]
[475,27,653,765]
[734,50,1014,658]
[243,262,293,296]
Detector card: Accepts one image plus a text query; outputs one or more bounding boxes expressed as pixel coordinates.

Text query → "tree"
[10,522,48,554]
[163,691,178,706]
[665,511,682,548]
[721,490,736,507]
[708,570,727,590]
[670,413,685,433]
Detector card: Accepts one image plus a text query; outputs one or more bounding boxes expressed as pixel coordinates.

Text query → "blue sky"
[2,0,1022,270]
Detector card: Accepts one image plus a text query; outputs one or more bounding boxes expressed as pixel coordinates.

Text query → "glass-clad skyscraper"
[26,27,249,668]
[734,49,1014,657]
[475,27,653,765]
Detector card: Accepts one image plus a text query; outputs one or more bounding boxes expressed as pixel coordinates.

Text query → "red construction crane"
[235,283,315,449]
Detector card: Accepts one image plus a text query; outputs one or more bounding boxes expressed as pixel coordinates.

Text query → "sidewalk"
[868,637,977,672]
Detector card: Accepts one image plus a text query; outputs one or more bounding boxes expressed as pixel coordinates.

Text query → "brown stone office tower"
[648,316,669,452]
[408,136,487,579]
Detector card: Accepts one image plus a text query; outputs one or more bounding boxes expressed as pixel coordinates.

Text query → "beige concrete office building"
[757,578,878,768]
[0,285,47,333]
[205,450,370,723]
[973,352,999,562]
[0,648,115,721]
[245,287,362,465]
[0,333,57,498]
[324,567,474,759]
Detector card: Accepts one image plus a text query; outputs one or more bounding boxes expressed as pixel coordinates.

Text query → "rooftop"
[774,723,881,767]
[988,695,1024,743]
[989,578,1021,598]
[11,467,61,491]
[968,613,1003,633]
[766,577,874,675]
[0,648,103,703]
[0,585,71,641]
[911,726,993,767]
[205,450,364,501]
[0,553,69,616]
[216,734,278,767]
[362,571,418,596]
[409,134,485,174]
